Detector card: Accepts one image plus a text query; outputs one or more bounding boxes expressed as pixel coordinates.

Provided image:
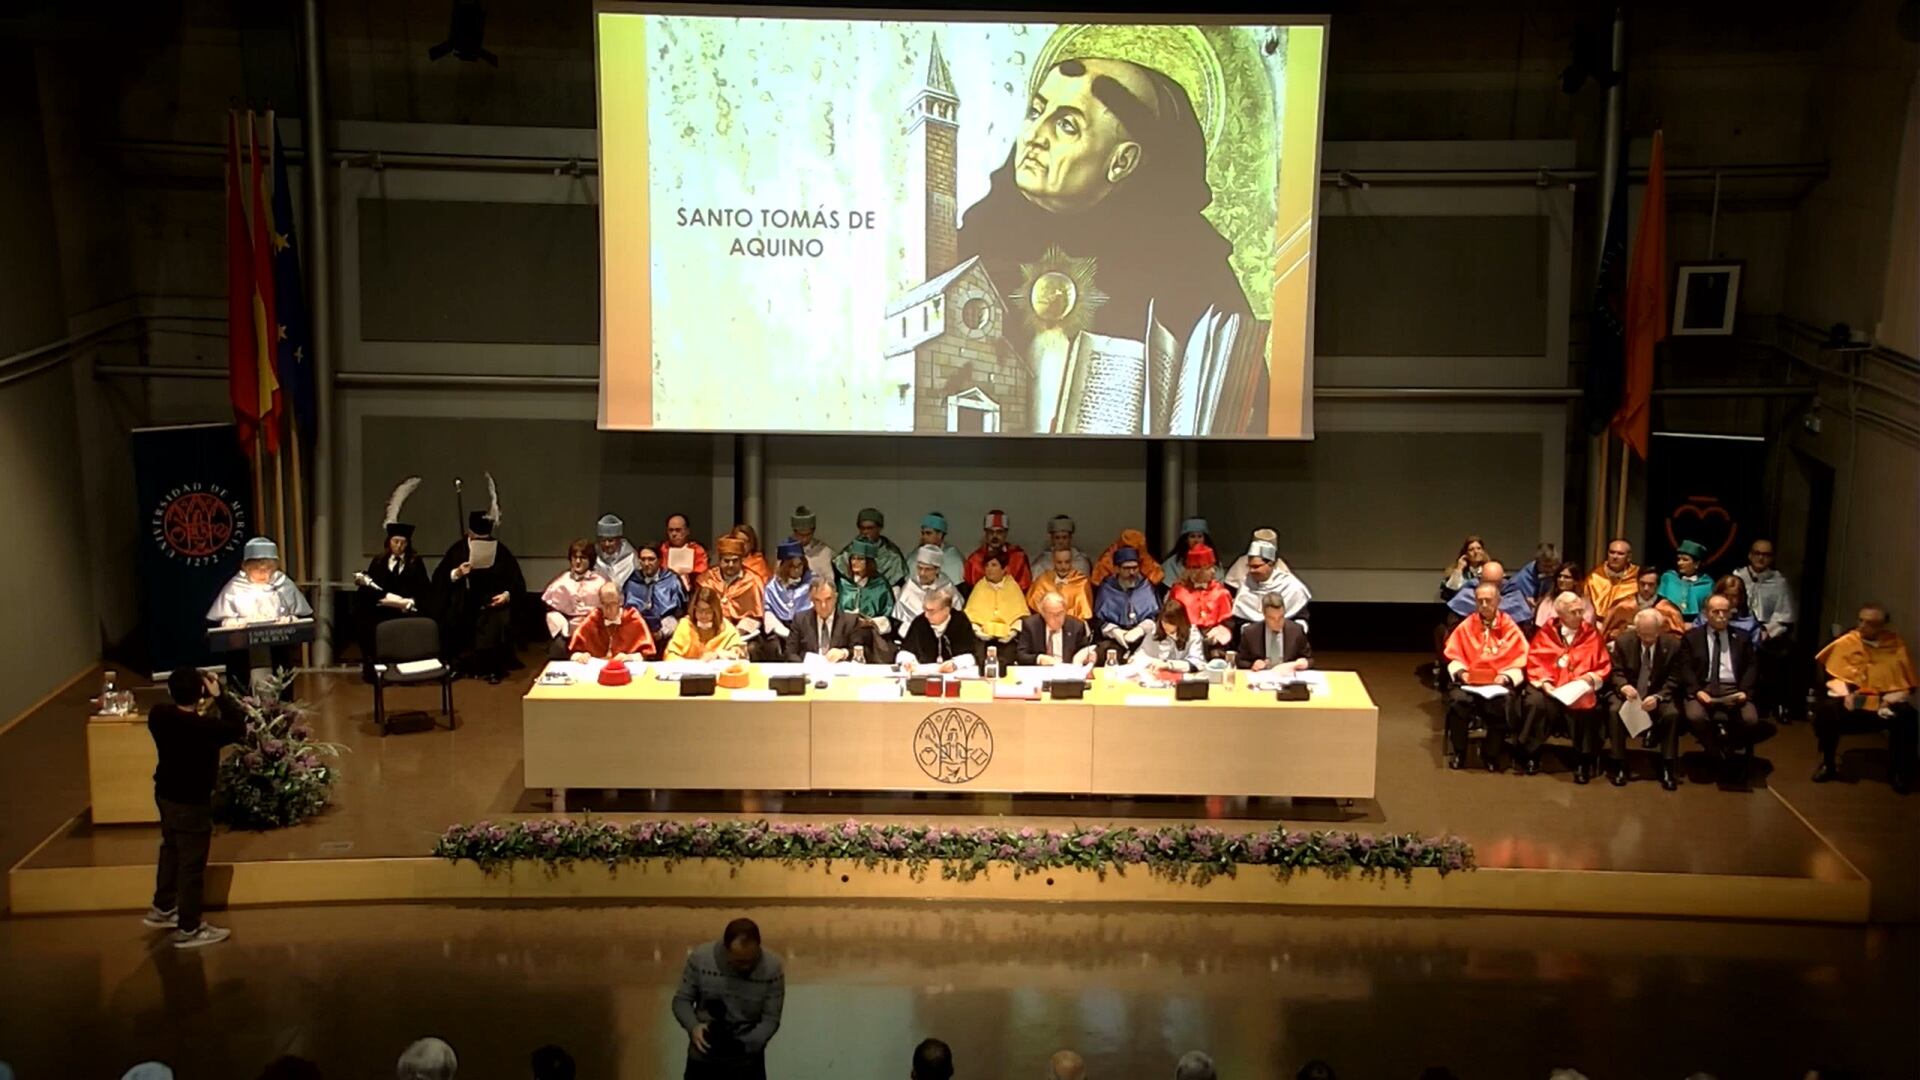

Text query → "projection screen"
[595,5,1328,438]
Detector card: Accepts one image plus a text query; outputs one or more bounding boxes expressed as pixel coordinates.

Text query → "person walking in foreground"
[143,667,245,948]
[673,917,785,1079]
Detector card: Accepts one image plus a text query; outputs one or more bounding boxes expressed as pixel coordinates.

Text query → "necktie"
[1710,633,1722,687]
[821,617,831,649]
[1638,645,1653,694]
[1268,627,1282,662]
[1051,629,1062,658]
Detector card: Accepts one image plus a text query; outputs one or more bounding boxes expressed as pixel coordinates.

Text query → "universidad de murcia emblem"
[150,482,249,567]
[913,707,994,784]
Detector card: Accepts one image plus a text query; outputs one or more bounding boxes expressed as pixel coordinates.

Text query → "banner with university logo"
[1643,432,1768,581]
[134,422,253,672]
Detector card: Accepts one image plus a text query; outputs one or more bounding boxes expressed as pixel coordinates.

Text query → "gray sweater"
[671,941,786,1058]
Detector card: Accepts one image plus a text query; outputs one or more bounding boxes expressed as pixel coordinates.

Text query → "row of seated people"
[1438,534,1804,719]
[549,562,1313,678]
[531,508,1312,668]
[1443,579,1917,793]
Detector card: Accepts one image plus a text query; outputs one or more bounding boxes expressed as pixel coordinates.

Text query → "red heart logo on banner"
[1664,496,1738,566]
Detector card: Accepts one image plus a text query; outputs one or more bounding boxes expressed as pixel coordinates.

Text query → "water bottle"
[1224,652,1238,687]
[1104,647,1118,671]
[984,645,999,680]
[100,670,117,713]
[852,644,865,665]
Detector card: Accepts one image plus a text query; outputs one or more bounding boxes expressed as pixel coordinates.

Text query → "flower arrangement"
[214,671,346,829]
[433,817,1473,885]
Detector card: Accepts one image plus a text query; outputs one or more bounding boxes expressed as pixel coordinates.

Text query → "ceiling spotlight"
[429,0,498,66]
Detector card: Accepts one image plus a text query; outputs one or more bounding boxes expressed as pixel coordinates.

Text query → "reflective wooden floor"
[2,651,1917,1077]
[0,901,1914,1078]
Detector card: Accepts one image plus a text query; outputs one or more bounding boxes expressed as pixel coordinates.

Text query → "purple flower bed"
[433,818,1475,885]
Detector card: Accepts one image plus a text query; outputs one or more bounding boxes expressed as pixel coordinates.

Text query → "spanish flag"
[247,111,284,455]
[225,110,259,447]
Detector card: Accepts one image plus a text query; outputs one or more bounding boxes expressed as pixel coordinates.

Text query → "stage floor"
[7,651,1916,920]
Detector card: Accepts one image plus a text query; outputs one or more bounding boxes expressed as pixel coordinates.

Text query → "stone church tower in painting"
[884,35,1030,434]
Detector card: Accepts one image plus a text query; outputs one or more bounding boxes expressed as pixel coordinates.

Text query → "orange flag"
[1612,129,1666,459]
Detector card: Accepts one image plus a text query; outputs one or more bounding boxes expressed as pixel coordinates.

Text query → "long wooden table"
[524,665,1378,807]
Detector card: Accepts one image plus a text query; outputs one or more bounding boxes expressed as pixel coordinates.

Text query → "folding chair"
[372,616,455,735]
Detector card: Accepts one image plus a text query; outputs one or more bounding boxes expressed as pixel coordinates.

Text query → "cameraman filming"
[672,917,785,1079]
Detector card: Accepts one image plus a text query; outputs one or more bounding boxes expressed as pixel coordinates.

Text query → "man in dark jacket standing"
[143,667,245,948]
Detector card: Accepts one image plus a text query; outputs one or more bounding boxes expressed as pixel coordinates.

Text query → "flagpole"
[1590,433,1611,567]
[251,430,266,538]
[1612,434,1631,541]
[288,413,310,670]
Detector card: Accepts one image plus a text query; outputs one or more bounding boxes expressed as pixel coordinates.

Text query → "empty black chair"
[372,616,454,735]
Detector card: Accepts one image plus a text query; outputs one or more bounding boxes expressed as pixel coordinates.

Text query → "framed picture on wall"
[1671,261,1743,336]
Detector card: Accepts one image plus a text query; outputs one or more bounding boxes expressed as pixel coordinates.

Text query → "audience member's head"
[911,1037,954,1080]
[396,1038,458,1080]
[1174,1050,1216,1080]
[1547,1071,1589,1080]
[1048,1049,1087,1080]
[1295,1059,1336,1080]
[121,1066,174,1080]
[530,1044,575,1080]
[257,1057,323,1080]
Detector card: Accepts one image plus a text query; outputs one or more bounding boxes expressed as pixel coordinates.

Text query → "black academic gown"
[358,553,432,678]
[432,538,525,676]
[898,613,985,669]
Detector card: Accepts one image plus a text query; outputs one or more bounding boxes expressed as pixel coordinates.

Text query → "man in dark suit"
[1681,593,1762,783]
[785,579,868,661]
[897,588,984,673]
[1236,591,1312,672]
[1607,608,1686,790]
[1014,591,1097,666]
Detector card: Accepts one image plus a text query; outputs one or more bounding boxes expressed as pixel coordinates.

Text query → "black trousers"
[1516,688,1603,757]
[153,796,214,931]
[1444,686,1516,760]
[1608,697,1682,762]
[1683,692,1762,756]
[1814,698,1919,771]
[685,1053,766,1080]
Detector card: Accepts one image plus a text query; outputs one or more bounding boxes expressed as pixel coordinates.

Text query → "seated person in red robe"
[568,582,656,662]
[1443,582,1529,772]
[1518,593,1612,783]
[1167,543,1234,653]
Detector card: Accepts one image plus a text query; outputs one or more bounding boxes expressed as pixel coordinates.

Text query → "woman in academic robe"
[1657,540,1715,618]
[836,540,897,633]
[356,479,433,681]
[540,540,608,660]
[664,586,748,661]
[1160,517,1215,581]
[1132,601,1208,672]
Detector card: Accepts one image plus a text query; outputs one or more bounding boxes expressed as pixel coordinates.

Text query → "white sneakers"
[141,906,178,928]
[172,924,232,949]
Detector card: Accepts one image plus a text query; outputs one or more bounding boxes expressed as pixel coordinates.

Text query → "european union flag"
[269,118,316,447]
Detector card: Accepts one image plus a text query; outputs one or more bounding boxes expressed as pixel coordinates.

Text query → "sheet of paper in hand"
[1549,680,1592,706]
[466,538,498,571]
[1618,698,1653,737]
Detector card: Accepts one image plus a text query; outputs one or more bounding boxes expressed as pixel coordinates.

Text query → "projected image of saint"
[884,29,1280,438]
